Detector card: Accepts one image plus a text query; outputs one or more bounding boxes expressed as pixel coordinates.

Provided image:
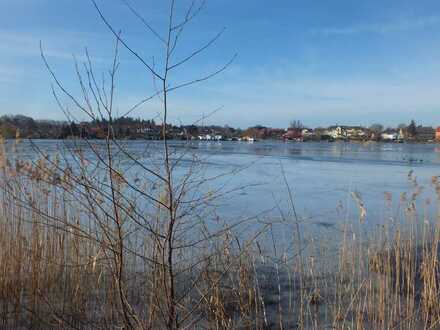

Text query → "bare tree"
[289,120,304,130]
[21,1,268,329]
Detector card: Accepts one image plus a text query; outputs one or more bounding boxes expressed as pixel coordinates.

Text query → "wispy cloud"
[0,29,110,62]
[311,16,440,37]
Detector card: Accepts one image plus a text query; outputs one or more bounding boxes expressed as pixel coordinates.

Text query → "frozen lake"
[12,139,440,235]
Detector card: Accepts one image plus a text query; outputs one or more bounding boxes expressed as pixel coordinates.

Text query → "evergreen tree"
[408,120,417,137]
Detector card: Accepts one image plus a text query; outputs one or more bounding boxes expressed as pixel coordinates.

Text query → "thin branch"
[167,53,237,93]
[169,28,225,71]
[121,0,167,45]
[91,0,164,81]
[169,0,206,55]
[40,42,96,121]
[171,0,206,31]
[120,90,162,118]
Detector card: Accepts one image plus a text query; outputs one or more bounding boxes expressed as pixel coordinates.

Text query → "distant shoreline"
[3,137,440,144]
[2,115,439,143]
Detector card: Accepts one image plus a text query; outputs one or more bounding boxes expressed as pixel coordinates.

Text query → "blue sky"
[1,0,440,128]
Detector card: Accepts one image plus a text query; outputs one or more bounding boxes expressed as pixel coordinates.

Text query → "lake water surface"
[14,140,440,235]
[180,140,440,251]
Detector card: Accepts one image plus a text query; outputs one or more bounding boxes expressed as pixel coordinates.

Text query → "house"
[381,130,398,141]
[197,132,223,141]
[398,128,406,140]
[326,126,345,139]
[415,126,435,141]
[242,136,256,142]
[314,127,333,140]
[198,134,212,140]
[301,128,314,137]
[436,127,440,141]
[345,126,368,140]
[326,126,367,140]
[300,128,317,141]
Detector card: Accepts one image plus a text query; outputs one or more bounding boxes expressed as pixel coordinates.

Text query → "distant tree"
[60,124,71,138]
[117,126,124,138]
[408,120,417,137]
[79,126,86,137]
[70,122,80,136]
[289,120,304,130]
[369,123,383,133]
[186,125,199,136]
[397,123,407,129]
[0,122,17,138]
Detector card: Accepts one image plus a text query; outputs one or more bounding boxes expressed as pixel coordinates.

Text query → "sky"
[1,0,440,128]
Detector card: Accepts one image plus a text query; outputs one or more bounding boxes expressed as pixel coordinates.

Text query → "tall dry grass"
[0,137,270,329]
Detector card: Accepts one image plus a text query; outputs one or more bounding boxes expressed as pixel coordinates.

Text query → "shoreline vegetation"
[1,115,439,143]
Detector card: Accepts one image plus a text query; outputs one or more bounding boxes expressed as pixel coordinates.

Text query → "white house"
[327,126,345,139]
[381,132,398,141]
[198,134,213,140]
[301,128,314,137]
[326,126,367,139]
[346,127,367,138]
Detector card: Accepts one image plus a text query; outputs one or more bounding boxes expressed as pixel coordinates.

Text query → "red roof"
[437,127,440,133]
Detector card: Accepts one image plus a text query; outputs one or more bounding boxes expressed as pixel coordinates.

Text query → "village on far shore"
[1,115,440,143]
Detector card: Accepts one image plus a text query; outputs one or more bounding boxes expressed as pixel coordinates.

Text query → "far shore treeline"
[1,114,439,142]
